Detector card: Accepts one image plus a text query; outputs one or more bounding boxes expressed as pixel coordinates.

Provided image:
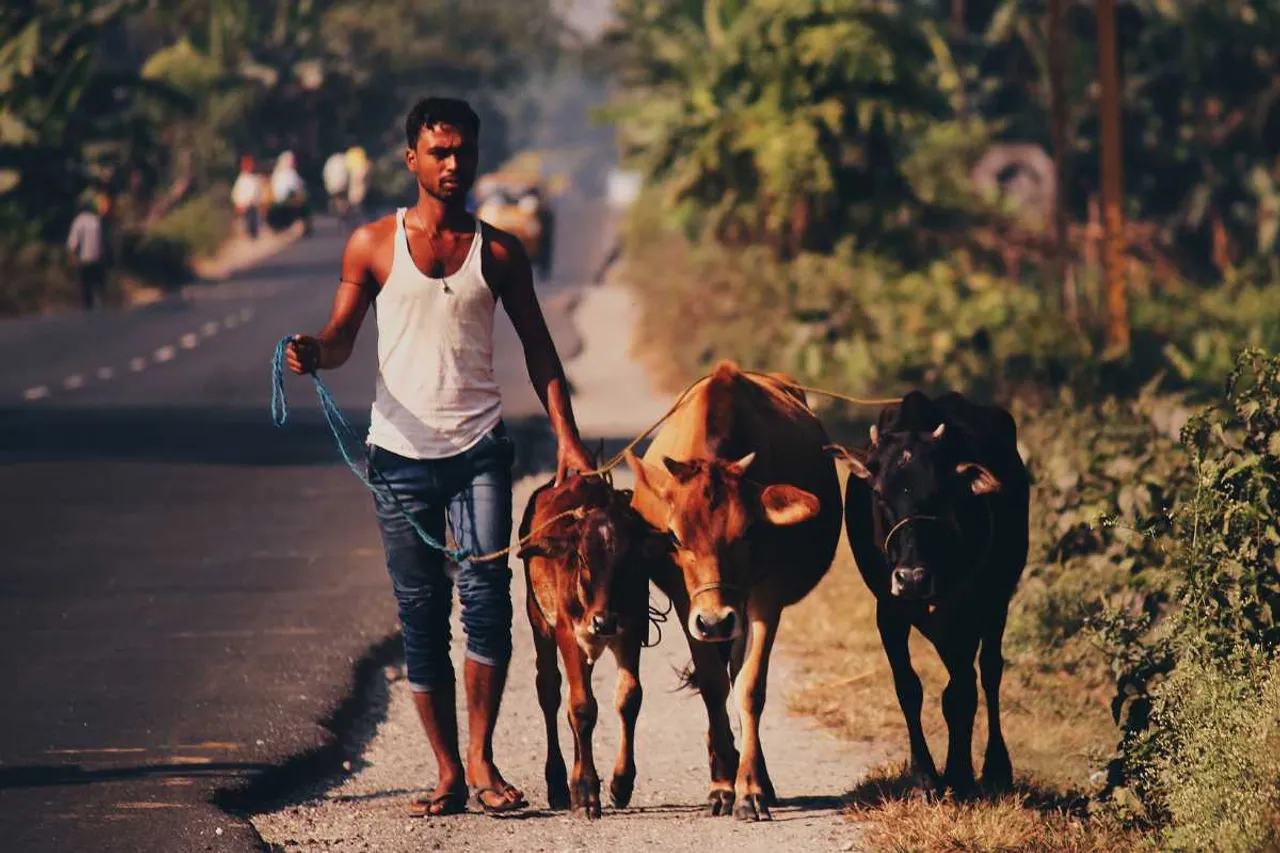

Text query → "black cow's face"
[842,423,1002,601]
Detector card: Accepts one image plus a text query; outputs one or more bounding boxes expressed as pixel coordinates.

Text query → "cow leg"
[609,636,643,809]
[939,632,981,797]
[979,610,1014,792]
[877,602,939,790]
[559,634,601,819]
[732,603,780,822]
[533,626,569,810]
[668,586,739,815]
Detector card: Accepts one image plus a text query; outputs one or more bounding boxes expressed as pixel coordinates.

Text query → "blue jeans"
[367,424,515,692]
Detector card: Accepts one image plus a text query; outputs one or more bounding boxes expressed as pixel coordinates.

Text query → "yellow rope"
[575,369,901,478]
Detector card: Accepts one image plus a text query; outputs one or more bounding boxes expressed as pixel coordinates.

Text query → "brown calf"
[627,361,843,821]
[517,474,661,818]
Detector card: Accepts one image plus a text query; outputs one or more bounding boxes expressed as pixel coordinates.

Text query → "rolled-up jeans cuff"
[465,648,504,668]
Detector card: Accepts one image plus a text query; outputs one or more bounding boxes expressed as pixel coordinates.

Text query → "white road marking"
[201,321,219,337]
[154,345,175,363]
[97,366,115,380]
[180,333,199,350]
[129,357,147,372]
[62,374,84,390]
[23,385,49,401]
[224,314,239,329]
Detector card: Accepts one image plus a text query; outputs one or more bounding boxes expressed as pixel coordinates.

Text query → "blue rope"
[271,336,474,563]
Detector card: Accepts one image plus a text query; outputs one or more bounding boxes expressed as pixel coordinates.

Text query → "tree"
[1096,0,1128,354]
[602,0,945,256]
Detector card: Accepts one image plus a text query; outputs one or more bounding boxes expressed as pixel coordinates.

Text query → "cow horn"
[869,424,879,446]
[931,423,946,441]
[730,451,756,474]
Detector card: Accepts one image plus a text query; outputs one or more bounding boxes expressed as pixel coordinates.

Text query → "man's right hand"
[285,334,321,375]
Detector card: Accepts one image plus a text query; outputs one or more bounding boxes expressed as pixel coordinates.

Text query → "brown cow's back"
[639,362,841,606]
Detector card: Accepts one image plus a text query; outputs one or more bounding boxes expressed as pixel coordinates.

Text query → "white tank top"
[366,209,503,458]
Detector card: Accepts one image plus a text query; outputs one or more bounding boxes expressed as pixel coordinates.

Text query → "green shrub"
[121,190,232,288]
[1097,349,1280,849]
[1011,390,1193,668]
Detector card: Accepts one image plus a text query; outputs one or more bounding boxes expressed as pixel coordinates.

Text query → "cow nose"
[691,609,739,642]
[891,567,932,600]
[591,613,619,637]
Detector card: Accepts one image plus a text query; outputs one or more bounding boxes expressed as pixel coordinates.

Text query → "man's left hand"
[556,436,596,485]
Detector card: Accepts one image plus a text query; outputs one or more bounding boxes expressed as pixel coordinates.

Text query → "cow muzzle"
[890,566,936,601]
[689,606,741,643]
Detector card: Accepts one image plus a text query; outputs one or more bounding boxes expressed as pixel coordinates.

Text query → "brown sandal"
[470,784,528,815]
[408,786,468,817]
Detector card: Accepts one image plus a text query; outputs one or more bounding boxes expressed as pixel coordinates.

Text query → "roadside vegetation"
[0,0,567,315]
[603,1,1280,850]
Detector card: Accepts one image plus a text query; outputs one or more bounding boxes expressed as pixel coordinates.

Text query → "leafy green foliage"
[604,0,949,253]
[1092,350,1280,848]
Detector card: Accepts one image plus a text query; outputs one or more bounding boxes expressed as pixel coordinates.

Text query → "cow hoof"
[573,800,602,820]
[548,786,571,811]
[706,789,735,817]
[943,776,978,801]
[610,775,635,809]
[981,758,1014,794]
[733,793,772,822]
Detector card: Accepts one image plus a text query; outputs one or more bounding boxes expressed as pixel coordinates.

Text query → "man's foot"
[467,762,526,814]
[408,779,468,817]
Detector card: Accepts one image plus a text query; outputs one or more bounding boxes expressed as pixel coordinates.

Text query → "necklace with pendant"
[410,208,452,293]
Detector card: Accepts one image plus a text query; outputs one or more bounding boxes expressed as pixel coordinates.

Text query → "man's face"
[405,123,478,202]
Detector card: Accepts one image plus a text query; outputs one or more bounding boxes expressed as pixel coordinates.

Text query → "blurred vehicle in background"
[474,153,556,277]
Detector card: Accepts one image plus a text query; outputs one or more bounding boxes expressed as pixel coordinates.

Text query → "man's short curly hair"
[405,97,481,149]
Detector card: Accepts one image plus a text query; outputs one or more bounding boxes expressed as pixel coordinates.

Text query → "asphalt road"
[0,201,615,852]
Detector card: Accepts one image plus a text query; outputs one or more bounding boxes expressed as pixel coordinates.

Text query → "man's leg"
[447,427,521,810]
[370,447,466,812]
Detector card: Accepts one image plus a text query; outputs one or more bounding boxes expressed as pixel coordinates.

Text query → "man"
[67,194,108,310]
[285,97,593,817]
[322,150,351,225]
[345,145,371,227]
[232,155,265,239]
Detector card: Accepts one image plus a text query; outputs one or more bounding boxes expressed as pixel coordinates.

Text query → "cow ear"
[956,462,1001,495]
[626,449,671,498]
[826,443,873,481]
[662,456,700,483]
[757,484,820,526]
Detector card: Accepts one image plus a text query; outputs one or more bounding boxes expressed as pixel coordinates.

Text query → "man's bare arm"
[286,225,378,374]
[494,230,593,479]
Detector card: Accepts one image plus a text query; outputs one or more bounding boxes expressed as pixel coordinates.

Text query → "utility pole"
[1097,0,1129,354]
[1048,0,1076,326]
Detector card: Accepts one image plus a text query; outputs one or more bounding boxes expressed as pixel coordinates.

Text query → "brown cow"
[626,361,842,821]
[517,474,662,818]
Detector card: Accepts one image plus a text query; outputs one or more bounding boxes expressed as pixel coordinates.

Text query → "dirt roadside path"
[251,279,877,852]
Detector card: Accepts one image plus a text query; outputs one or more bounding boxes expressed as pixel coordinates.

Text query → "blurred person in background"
[232,155,265,240]
[270,150,312,236]
[323,149,351,228]
[345,145,371,226]
[67,193,110,310]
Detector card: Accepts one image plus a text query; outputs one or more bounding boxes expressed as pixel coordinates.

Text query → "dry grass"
[845,764,1143,853]
[777,484,1140,853]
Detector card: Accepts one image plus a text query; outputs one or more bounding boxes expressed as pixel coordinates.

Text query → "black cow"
[832,390,1029,794]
